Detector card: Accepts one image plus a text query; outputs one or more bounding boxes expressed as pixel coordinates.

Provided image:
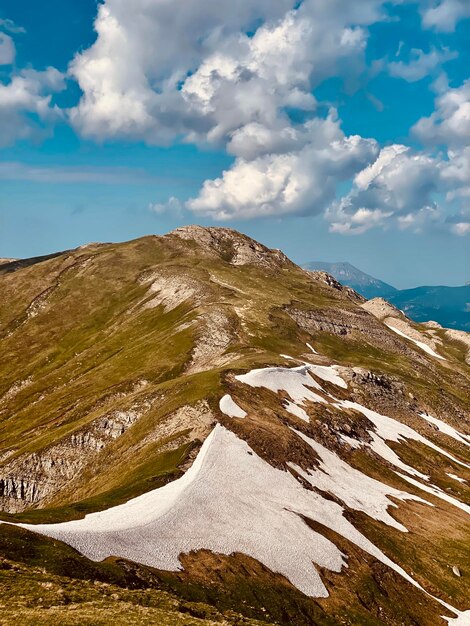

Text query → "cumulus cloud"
[68,0,395,146]
[326,144,470,235]
[0,67,65,147]
[186,114,378,219]
[420,0,470,32]
[388,47,458,82]
[413,78,470,148]
[326,146,441,233]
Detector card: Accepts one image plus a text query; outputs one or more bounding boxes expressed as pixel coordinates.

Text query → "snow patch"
[396,473,470,515]
[419,412,470,448]
[6,424,410,599]
[219,394,247,419]
[447,473,466,484]
[307,364,347,389]
[284,401,310,422]
[236,365,327,404]
[290,429,430,532]
[385,323,446,360]
[336,400,470,474]
[306,342,318,354]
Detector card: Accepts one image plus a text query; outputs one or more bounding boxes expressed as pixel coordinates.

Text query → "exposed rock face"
[285,305,409,355]
[142,271,202,312]
[361,297,404,320]
[307,271,364,303]
[362,298,444,354]
[446,329,470,364]
[171,225,291,269]
[0,406,146,513]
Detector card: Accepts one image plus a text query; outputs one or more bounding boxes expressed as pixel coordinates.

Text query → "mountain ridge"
[0,226,469,626]
[304,260,469,330]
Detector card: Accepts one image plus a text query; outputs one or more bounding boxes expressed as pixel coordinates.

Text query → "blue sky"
[0,1,469,288]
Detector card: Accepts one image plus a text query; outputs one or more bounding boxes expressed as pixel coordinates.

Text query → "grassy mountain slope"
[0,226,469,626]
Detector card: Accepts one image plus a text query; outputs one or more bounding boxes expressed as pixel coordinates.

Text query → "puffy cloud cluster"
[0,67,65,147]
[187,114,378,219]
[413,78,470,148]
[1,1,469,235]
[326,143,470,235]
[69,0,381,147]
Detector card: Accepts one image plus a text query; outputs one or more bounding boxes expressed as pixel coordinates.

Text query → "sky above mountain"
[0,0,469,288]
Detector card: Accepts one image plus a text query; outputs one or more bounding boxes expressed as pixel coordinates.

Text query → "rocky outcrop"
[170,225,292,269]
[285,304,406,353]
[0,405,147,513]
[186,308,236,374]
[362,298,444,355]
[306,270,364,303]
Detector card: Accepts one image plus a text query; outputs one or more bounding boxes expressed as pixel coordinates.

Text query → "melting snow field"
[236,365,327,404]
[7,425,418,598]
[419,412,470,447]
[219,394,247,418]
[7,422,467,623]
[290,429,429,532]
[385,323,446,360]
[4,358,469,624]
[336,400,470,474]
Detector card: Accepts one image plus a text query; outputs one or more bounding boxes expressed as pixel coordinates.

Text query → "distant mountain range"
[304,261,469,331]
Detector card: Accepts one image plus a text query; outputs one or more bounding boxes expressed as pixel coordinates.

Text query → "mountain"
[388,285,470,331]
[303,261,398,299]
[304,261,469,330]
[0,226,469,626]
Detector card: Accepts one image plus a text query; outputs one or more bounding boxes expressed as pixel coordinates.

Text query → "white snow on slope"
[385,323,446,360]
[219,394,247,418]
[337,400,470,473]
[306,342,318,354]
[419,412,470,447]
[447,473,466,484]
[236,365,327,404]
[290,429,429,532]
[9,425,427,599]
[307,364,348,389]
[396,473,470,515]
[284,400,310,422]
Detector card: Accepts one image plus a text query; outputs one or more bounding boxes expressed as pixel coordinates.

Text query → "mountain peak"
[169,224,292,268]
[303,261,397,299]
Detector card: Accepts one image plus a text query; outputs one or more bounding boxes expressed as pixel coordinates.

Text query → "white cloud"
[0,67,65,147]
[327,143,470,234]
[149,196,184,216]
[0,32,15,65]
[388,47,458,82]
[0,18,26,34]
[187,114,378,220]
[68,0,396,147]
[354,144,408,189]
[420,0,470,32]
[413,78,470,148]
[326,145,441,233]
[450,222,470,235]
[68,0,295,143]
